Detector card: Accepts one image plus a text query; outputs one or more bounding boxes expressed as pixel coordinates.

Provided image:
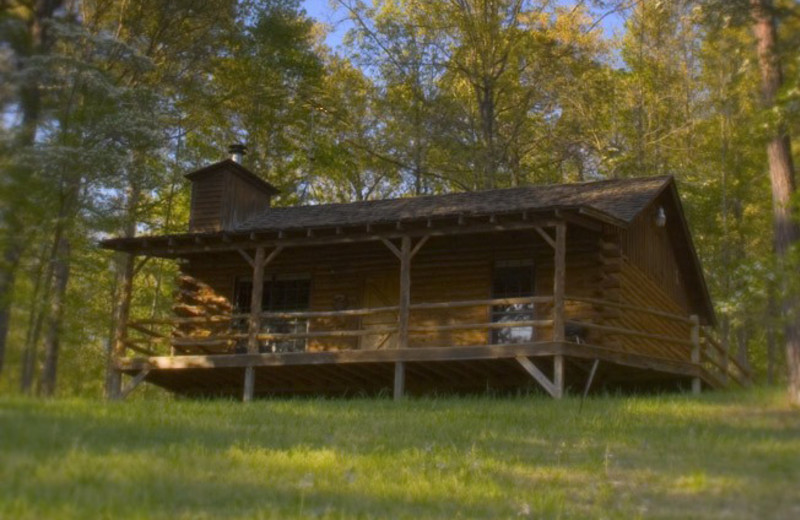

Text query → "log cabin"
[101,149,750,400]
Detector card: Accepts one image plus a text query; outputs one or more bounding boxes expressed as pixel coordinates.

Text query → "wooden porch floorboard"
[119,341,718,398]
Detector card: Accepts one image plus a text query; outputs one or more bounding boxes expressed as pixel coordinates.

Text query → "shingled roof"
[235,176,672,232]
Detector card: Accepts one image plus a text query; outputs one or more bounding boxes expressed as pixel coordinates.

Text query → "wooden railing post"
[690,314,701,394]
[553,222,566,341]
[106,251,135,400]
[244,247,266,402]
[553,222,566,398]
[398,236,412,350]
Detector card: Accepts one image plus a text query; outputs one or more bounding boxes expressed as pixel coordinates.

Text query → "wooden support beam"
[582,360,600,400]
[534,226,556,249]
[115,219,562,257]
[555,210,603,232]
[515,356,558,397]
[690,314,701,394]
[243,366,255,402]
[398,236,412,350]
[244,247,267,402]
[262,246,284,269]
[237,248,255,268]
[553,222,567,342]
[120,367,150,400]
[380,238,402,259]
[117,341,705,381]
[553,355,564,399]
[410,235,430,259]
[244,245,284,402]
[248,247,267,355]
[394,361,405,401]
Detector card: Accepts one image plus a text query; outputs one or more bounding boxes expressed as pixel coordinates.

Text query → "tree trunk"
[0,0,64,382]
[750,0,800,405]
[0,241,23,379]
[106,181,141,399]
[766,286,779,385]
[40,227,70,397]
[20,241,54,393]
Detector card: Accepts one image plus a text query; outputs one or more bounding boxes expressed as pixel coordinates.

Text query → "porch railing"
[123,295,749,387]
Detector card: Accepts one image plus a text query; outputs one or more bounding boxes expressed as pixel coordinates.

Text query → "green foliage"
[1,389,799,518]
[1,0,798,394]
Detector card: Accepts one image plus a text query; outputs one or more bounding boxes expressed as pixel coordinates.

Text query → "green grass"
[1,389,799,519]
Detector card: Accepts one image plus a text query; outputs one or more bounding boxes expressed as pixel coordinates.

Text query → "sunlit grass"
[1,388,799,519]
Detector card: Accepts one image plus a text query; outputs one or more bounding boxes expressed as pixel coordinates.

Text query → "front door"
[360,273,398,350]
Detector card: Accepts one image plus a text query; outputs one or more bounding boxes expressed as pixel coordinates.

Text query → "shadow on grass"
[1,389,799,519]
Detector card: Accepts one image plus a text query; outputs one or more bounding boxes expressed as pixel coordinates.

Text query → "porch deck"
[119,342,708,398]
[116,295,750,399]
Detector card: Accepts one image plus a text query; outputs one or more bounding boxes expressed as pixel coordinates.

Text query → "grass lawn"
[1,388,799,519]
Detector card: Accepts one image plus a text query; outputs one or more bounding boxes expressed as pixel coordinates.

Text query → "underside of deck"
[119,341,715,398]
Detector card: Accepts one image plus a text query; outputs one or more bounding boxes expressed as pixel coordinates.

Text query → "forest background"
[0,0,798,399]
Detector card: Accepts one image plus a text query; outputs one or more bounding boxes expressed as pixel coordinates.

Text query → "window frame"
[233,273,311,353]
[490,260,536,345]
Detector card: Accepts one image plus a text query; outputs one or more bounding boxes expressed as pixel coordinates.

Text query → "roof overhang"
[100,205,623,258]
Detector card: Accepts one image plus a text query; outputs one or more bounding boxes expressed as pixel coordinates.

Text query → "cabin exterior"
[101,157,750,400]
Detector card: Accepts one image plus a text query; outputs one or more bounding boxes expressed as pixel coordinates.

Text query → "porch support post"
[553,355,564,399]
[244,247,266,402]
[106,251,136,400]
[552,221,567,398]
[394,361,405,401]
[398,236,412,350]
[690,314,701,394]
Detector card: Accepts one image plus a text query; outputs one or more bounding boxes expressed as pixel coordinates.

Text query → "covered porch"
[105,209,749,400]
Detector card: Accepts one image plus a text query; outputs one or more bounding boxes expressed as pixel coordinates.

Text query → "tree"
[749,0,799,403]
[0,0,64,382]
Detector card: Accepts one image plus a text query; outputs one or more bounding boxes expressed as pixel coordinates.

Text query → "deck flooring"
[119,341,712,398]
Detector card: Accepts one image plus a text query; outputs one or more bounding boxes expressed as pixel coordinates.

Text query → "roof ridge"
[263,175,673,212]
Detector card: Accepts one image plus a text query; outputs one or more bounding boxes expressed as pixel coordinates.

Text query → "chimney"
[185,146,279,233]
[228,143,247,164]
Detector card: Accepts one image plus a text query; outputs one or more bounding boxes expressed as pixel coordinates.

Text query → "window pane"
[492,263,534,344]
[233,275,311,353]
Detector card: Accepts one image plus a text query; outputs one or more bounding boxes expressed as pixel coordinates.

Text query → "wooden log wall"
[605,198,696,362]
[599,260,692,362]
[172,275,235,354]
[173,226,603,354]
[620,202,691,313]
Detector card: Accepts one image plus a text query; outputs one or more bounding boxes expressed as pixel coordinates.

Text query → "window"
[234,274,311,353]
[491,261,535,344]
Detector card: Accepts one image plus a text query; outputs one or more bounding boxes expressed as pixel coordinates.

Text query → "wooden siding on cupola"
[186,159,279,233]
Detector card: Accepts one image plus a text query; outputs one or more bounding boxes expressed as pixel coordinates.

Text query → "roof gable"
[185,159,280,196]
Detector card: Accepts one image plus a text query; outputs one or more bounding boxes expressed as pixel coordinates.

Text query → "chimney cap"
[228,143,247,163]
